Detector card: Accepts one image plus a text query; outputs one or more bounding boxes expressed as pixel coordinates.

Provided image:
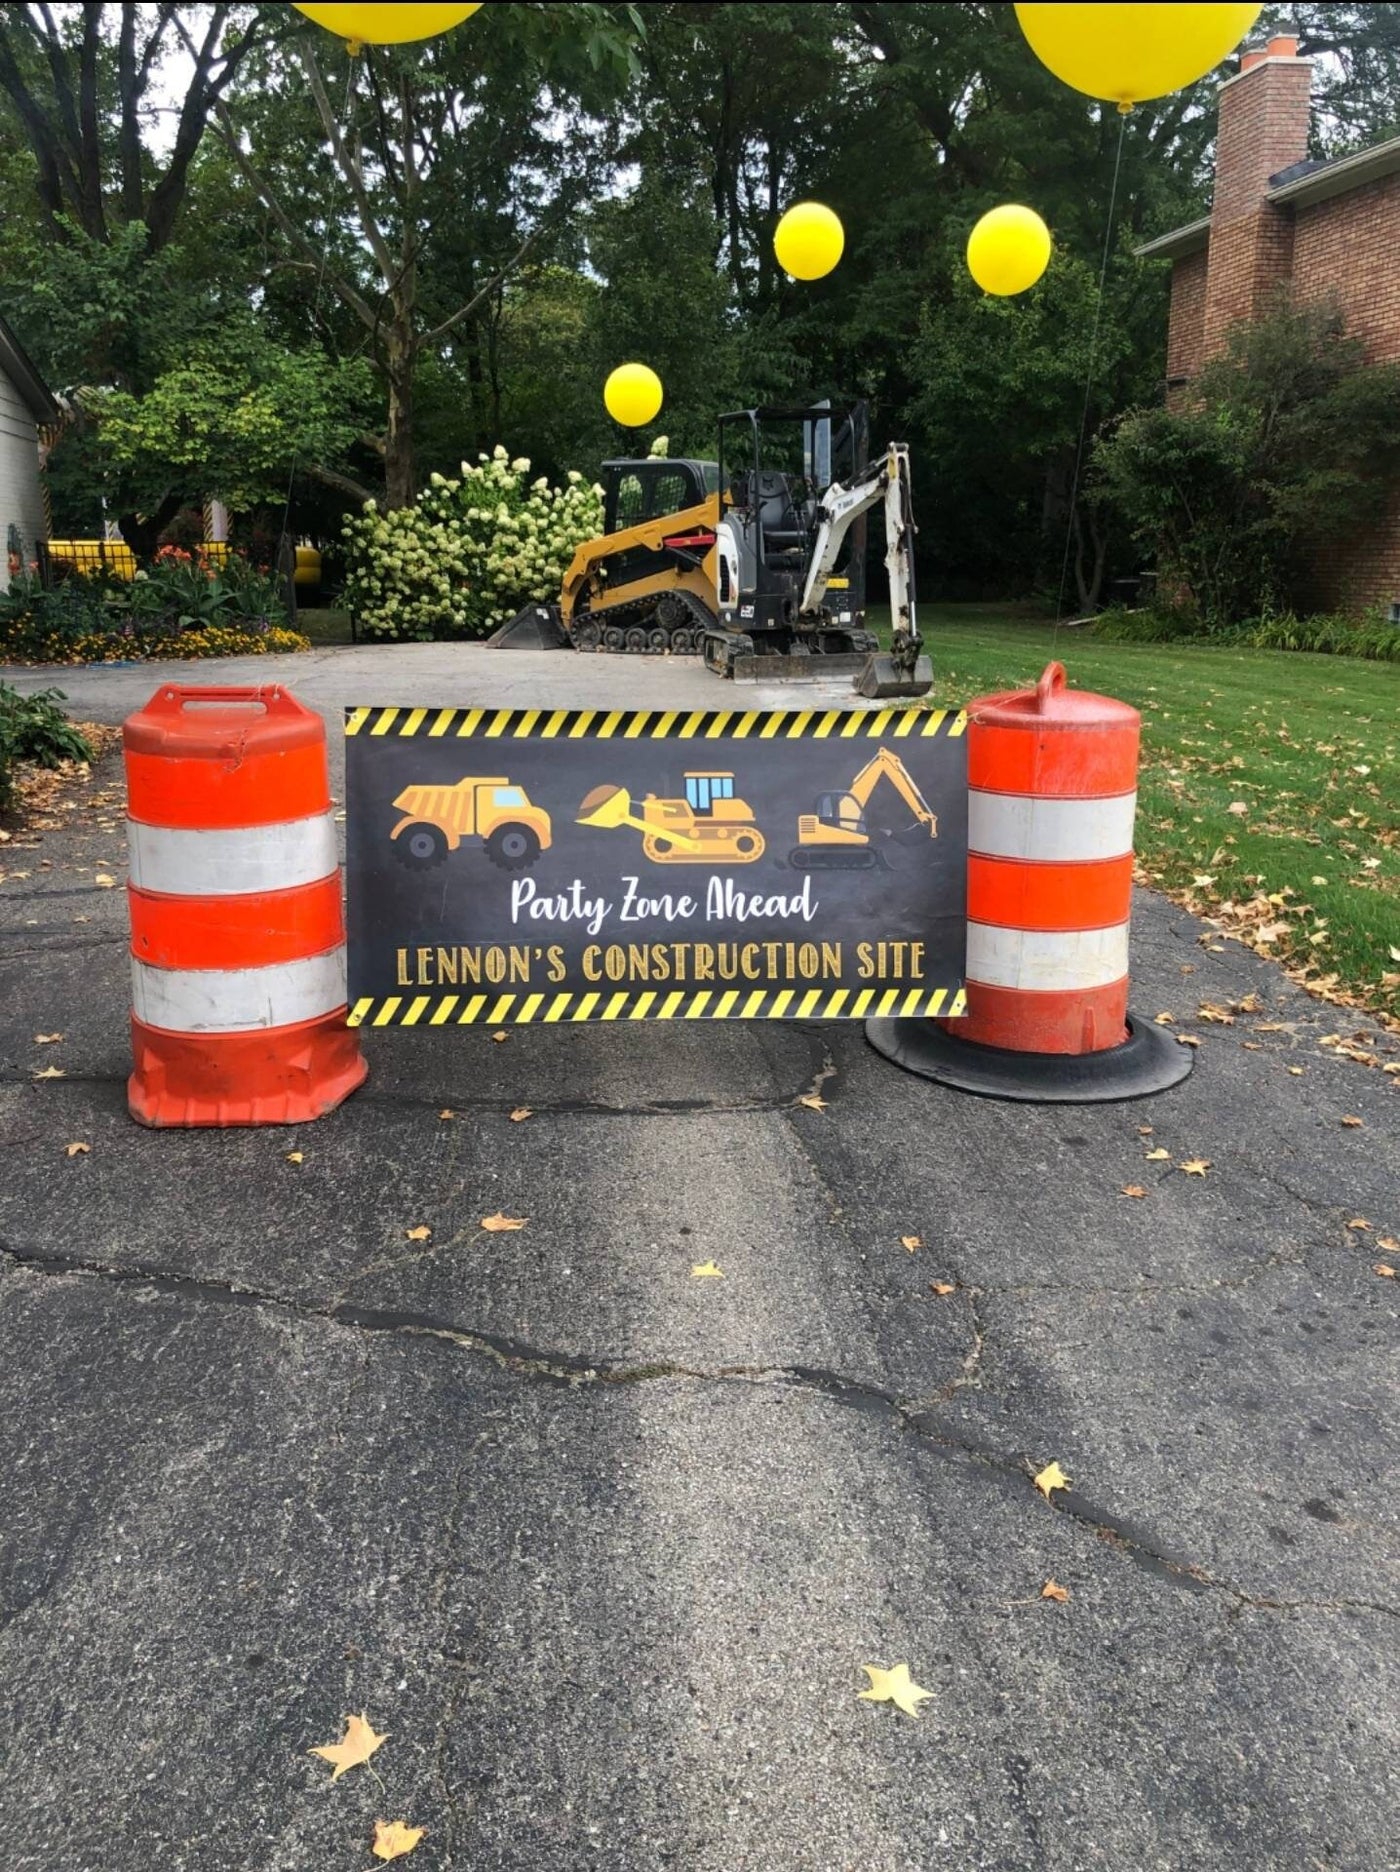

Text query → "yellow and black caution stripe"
[345,704,966,742]
[348,985,967,1028]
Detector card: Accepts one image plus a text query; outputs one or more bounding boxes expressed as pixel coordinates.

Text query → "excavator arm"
[798,444,928,700]
[843,746,938,834]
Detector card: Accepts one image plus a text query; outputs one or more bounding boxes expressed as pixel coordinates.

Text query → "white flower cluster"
[343,445,605,643]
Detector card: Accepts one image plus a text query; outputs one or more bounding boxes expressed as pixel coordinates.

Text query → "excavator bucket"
[855,648,934,699]
[487,602,572,651]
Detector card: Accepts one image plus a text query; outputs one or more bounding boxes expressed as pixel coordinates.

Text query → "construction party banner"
[344,704,967,1026]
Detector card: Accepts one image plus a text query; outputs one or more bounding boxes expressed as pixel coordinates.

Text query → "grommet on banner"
[867,662,1193,1103]
[124,685,367,1127]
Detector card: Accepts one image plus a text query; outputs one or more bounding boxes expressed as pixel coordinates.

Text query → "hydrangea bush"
[342,448,605,643]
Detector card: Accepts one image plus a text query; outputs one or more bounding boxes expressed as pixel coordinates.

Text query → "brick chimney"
[1201,33,1314,356]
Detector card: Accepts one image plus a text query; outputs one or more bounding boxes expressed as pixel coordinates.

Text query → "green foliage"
[1092,602,1400,660]
[343,449,604,642]
[0,683,93,813]
[1094,301,1400,625]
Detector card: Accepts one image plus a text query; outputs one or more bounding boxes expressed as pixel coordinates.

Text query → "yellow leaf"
[1040,1580,1070,1603]
[1346,1218,1371,1231]
[509,1107,533,1122]
[1153,1012,1175,1025]
[1227,801,1249,816]
[1236,993,1263,1013]
[65,1141,90,1157]
[372,1820,425,1862]
[1377,1237,1399,1253]
[309,1712,387,1782]
[1375,1264,1396,1279]
[901,1235,922,1252]
[438,1109,456,1120]
[481,1213,526,1232]
[491,1030,509,1042]
[1033,1460,1070,1500]
[1120,1185,1148,1199]
[1137,1125,1154,1135]
[929,1280,956,1296]
[1288,1066,1305,1075]
[1340,1115,1364,1128]
[1191,874,1215,888]
[405,1224,432,1241]
[34,1065,66,1080]
[285,1151,304,1165]
[798,1092,828,1111]
[1144,1147,1170,1161]
[1179,1159,1212,1176]
[35,1032,63,1044]
[1198,1003,1235,1025]
[1310,876,1328,887]
[857,1662,932,1719]
[691,1260,724,1278]
[94,873,117,888]
[1176,1035,1202,1049]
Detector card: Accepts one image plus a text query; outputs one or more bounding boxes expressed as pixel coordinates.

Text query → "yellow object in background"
[966,205,1053,296]
[1014,3,1262,109]
[292,3,482,46]
[773,202,845,282]
[603,363,664,429]
[46,539,137,580]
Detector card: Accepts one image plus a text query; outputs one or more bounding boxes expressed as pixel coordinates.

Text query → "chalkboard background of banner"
[345,704,967,1026]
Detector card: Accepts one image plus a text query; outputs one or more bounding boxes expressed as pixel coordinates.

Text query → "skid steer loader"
[489,401,931,700]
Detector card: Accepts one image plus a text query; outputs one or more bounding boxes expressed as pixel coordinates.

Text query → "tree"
[1094,301,1400,624]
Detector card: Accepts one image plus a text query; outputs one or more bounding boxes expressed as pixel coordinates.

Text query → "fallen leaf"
[93,873,117,888]
[1311,875,1329,887]
[309,1712,387,1782]
[1346,1218,1371,1231]
[1289,1064,1307,1076]
[491,1030,509,1042]
[1198,1003,1235,1025]
[481,1213,526,1232]
[1375,1264,1396,1279]
[1033,1460,1071,1500]
[1177,1035,1202,1048]
[798,1092,828,1112]
[1144,1147,1170,1161]
[65,1141,90,1157]
[405,1225,432,1241]
[1340,1116,1364,1128]
[438,1109,455,1120]
[34,1032,63,1044]
[372,1820,425,1862]
[1236,993,1263,1013]
[1179,1159,1212,1176]
[33,1065,66,1080]
[509,1107,533,1122]
[1121,1185,1148,1199]
[1227,801,1249,816]
[1040,1580,1070,1604]
[286,1151,304,1165]
[1389,945,1400,963]
[1191,873,1215,888]
[1377,1236,1399,1253]
[1154,1012,1175,1025]
[857,1662,932,1719]
[929,1281,956,1296]
[901,1235,922,1252]
[1137,1125,1154,1135]
[691,1260,724,1278]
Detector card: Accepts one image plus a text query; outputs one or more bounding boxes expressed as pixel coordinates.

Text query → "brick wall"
[1165,248,1207,402]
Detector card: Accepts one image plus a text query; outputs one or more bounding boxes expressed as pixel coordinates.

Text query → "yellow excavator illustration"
[576,770,765,864]
[391,776,552,871]
[793,746,937,870]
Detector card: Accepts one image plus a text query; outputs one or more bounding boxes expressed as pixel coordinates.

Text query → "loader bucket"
[486,602,572,651]
[855,649,934,700]
[577,783,633,828]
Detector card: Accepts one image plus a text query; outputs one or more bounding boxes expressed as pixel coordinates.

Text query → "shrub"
[0,683,93,813]
[342,447,605,642]
[1090,603,1400,660]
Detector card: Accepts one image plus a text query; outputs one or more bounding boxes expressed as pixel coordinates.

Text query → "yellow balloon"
[292,4,482,46]
[1014,4,1261,108]
[604,363,664,429]
[967,205,1052,297]
[773,202,845,283]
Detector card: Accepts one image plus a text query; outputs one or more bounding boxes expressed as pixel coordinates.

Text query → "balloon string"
[1052,107,1128,639]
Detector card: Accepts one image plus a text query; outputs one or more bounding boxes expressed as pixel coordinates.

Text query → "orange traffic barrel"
[124,684,368,1126]
[866,662,1192,1102]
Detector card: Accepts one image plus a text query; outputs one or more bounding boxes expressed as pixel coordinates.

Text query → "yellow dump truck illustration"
[576,771,765,864]
[391,776,552,871]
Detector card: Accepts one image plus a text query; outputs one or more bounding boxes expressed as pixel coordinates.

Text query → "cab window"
[492,786,526,806]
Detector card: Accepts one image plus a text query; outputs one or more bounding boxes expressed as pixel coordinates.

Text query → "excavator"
[490,401,932,700]
[792,745,938,871]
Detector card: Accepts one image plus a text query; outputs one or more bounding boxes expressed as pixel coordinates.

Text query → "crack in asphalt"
[4,1240,1396,1627]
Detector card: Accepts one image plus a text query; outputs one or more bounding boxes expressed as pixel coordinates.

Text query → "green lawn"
[900,606,1400,1025]
[292,606,354,645]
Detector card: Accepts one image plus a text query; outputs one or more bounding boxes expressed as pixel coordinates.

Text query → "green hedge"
[1091,605,1400,661]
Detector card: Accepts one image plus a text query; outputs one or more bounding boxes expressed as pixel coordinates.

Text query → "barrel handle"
[1035,662,1067,712]
[147,684,299,715]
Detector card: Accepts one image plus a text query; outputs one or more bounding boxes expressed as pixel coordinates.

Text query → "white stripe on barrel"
[127,812,339,896]
[965,922,1130,992]
[131,948,348,1033]
[968,790,1136,862]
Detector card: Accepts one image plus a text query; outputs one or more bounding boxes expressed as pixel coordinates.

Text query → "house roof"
[1135,132,1400,260]
[0,311,59,423]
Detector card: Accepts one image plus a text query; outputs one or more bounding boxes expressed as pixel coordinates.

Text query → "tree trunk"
[384,361,416,510]
[117,494,184,563]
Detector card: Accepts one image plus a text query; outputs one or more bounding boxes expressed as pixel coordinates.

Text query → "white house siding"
[0,365,46,593]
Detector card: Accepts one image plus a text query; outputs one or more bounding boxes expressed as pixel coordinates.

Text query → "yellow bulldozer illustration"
[390,776,552,872]
[792,746,937,870]
[576,770,765,864]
